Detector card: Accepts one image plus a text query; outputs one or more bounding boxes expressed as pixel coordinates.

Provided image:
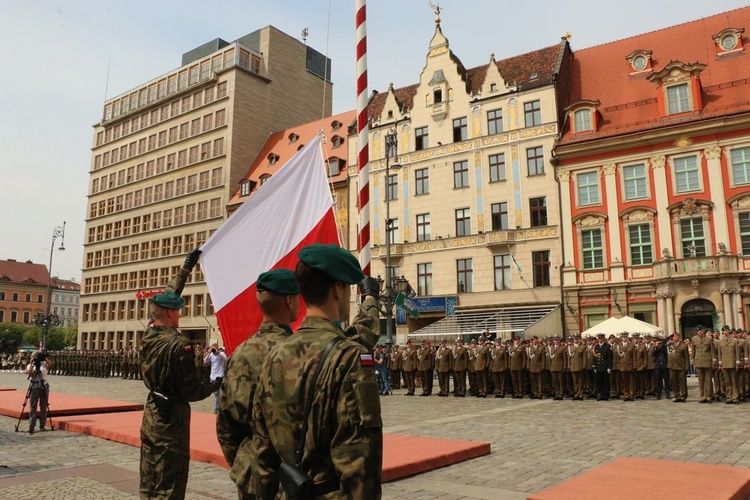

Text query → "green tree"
[0,323,26,352]
[62,323,78,348]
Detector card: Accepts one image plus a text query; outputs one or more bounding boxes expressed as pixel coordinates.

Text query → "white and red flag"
[199,137,339,353]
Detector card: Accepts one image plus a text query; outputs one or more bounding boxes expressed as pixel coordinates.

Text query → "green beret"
[298,244,364,284]
[257,269,299,295]
[150,291,184,309]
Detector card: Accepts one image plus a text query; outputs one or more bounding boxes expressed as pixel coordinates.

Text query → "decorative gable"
[647,61,706,116]
[477,53,511,98]
[625,49,653,76]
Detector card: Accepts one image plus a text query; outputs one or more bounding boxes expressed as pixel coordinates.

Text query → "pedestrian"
[139,249,222,499]
[204,343,227,413]
[251,243,382,499]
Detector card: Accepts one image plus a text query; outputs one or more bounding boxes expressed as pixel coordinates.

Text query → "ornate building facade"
[555,7,750,336]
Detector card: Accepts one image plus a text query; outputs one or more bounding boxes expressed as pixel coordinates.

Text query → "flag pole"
[355,0,371,275]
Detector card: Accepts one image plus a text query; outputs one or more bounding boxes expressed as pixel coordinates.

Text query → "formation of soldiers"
[0,352,31,373]
[383,324,750,403]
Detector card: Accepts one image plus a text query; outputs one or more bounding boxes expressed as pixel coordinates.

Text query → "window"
[199,171,210,190]
[415,127,429,150]
[187,174,198,193]
[198,201,208,220]
[530,197,547,227]
[457,259,473,293]
[217,81,228,99]
[526,146,544,176]
[328,159,340,177]
[416,213,430,241]
[731,147,750,185]
[417,263,432,296]
[385,173,398,201]
[739,212,750,255]
[212,167,223,187]
[674,156,699,193]
[453,160,469,188]
[213,138,224,157]
[387,218,399,244]
[415,168,429,195]
[260,174,271,185]
[680,218,706,257]
[215,109,226,127]
[629,224,653,266]
[203,114,213,132]
[487,109,503,135]
[581,229,604,270]
[577,171,600,205]
[455,208,471,236]
[174,207,184,225]
[179,123,189,140]
[494,255,511,290]
[186,204,196,223]
[491,202,508,231]
[524,100,541,127]
[489,153,506,182]
[452,117,467,142]
[574,109,592,132]
[667,84,690,114]
[210,198,221,217]
[532,250,551,287]
[623,164,647,200]
[191,119,200,136]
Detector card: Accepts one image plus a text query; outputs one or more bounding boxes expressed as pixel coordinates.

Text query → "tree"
[0,323,26,353]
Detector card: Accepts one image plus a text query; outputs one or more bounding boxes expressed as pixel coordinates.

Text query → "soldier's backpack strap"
[294,336,343,467]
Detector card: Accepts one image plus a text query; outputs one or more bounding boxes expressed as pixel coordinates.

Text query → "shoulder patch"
[184,345,193,352]
[360,354,373,367]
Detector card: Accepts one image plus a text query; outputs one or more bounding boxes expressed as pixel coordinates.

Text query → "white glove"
[607,369,611,374]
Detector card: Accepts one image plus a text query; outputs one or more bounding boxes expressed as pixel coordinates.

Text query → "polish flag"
[199,137,339,353]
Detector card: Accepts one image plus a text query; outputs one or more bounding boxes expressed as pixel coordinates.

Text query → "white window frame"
[666,83,691,114]
[576,170,601,207]
[573,109,592,132]
[621,163,649,201]
[671,155,701,194]
[730,146,750,186]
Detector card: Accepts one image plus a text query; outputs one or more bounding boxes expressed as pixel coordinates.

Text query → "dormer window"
[574,109,592,132]
[667,84,689,114]
[260,174,271,185]
[328,158,341,177]
[713,28,744,57]
[331,135,342,149]
[490,82,497,92]
[625,50,653,75]
[565,100,600,134]
[239,180,251,197]
[288,133,299,144]
[331,120,342,131]
[647,61,705,117]
[267,153,279,165]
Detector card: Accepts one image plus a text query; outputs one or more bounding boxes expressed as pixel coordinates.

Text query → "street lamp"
[383,127,402,344]
[40,222,66,350]
[374,274,410,345]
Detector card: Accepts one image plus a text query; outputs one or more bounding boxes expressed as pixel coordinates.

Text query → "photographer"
[203,343,227,413]
[26,350,52,434]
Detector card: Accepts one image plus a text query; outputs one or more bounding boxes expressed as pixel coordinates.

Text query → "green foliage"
[62,323,79,347]
[0,323,26,352]
[22,325,70,351]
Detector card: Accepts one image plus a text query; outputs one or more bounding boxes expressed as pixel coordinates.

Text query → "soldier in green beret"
[217,269,301,499]
[139,249,222,499]
[252,244,382,499]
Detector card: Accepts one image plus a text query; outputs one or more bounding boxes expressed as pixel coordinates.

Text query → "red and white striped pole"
[355,0,371,275]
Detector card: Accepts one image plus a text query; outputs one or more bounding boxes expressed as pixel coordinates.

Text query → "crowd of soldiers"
[378,324,750,403]
[0,352,31,373]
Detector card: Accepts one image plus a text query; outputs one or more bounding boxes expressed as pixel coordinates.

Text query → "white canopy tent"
[581,316,663,338]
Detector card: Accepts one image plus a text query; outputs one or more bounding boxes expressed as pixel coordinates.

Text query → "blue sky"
[0,0,746,281]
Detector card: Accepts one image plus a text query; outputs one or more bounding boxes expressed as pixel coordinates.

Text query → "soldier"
[526,336,545,399]
[738,330,749,401]
[425,341,435,396]
[435,339,453,397]
[216,269,300,498]
[584,337,596,398]
[643,334,656,396]
[417,340,431,396]
[568,335,586,400]
[509,337,526,398]
[139,250,222,499]
[617,332,635,401]
[652,335,670,400]
[474,336,490,398]
[634,334,647,399]
[389,345,402,390]
[549,336,567,400]
[668,332,690,402]
[608,335,621,399]
[402,340,417,396]
[692,324,716,403]
[467,339,478,395]
[251,243,382,499]
[452,338,469,397]
[593,333,612,401]
[490,338,508,398]
[717,325,741,404]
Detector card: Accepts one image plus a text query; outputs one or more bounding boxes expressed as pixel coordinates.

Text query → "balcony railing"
[655,255,740,278]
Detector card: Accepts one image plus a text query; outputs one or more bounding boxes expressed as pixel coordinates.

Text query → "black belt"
[313,478,340,495]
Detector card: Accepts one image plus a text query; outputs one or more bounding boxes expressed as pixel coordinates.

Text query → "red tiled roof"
[560,6,750,144]
[0,260,51,286]
[369,44,563,119]
[228,110,356,206]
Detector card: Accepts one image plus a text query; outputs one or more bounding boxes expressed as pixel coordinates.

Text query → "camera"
[210,348,217,354]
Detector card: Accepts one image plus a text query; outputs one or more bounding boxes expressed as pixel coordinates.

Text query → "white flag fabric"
[199,137,339,353]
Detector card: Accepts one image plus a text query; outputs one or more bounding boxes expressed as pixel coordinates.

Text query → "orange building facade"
[555,7,750,336]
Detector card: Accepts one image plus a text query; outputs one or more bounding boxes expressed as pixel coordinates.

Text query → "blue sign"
[395,296,457,324]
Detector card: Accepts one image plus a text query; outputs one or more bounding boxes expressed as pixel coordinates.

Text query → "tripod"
[14,366,55,434]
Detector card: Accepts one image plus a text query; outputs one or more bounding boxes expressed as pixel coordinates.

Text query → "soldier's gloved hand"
[210,376,223,391]
[359,276,380,299]
[607,369,611,374]
[183,249,202,272]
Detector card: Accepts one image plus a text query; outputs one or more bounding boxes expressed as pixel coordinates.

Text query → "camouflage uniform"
[139,267,219,499]
[251,297,382,499]
[216,321,293,498]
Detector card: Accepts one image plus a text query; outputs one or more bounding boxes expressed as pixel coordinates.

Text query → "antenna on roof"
[103,59,111,102]
[301,27,309,45]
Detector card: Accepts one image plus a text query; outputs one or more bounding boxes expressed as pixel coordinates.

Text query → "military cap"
[420,339,426,344]
[620,331,629,337]
[405,340,412,345]
[470,338,477,344]
[150,291,184,309]
[644,334,652,339]
[553,335,561,340]
[632,333,641,338]
[722,325,730,330]
[695,324,705,330]
[597,333,606,338]
[256,269,300,295]
[297,243,365,284]
[455,338,463,343]
[440,339,448,343]
[495,338,502,343]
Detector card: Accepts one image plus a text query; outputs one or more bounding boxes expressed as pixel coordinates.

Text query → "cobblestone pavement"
[1,372,749,499]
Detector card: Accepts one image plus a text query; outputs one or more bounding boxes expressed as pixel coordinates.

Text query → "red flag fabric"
[199,138,339,353]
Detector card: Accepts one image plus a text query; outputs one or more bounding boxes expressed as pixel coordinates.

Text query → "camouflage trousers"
[139,399,191,499]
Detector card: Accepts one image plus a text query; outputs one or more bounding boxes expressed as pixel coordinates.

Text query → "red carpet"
[55,410,490,482]
[528,457,750,500]
[0,391,143,419]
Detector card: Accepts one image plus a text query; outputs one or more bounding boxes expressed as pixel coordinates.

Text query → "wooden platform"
[0,391,143,419]
[55,410,491,482]
[528,457,750,500]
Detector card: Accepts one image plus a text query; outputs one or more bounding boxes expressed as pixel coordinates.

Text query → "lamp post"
[383,128,402,345]
[375,274,410,345]
[40,222,66,350]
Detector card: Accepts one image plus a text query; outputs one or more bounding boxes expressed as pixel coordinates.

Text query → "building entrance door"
[680,299,716,338]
